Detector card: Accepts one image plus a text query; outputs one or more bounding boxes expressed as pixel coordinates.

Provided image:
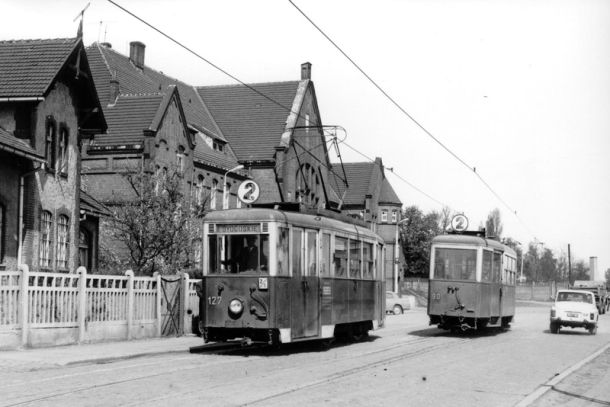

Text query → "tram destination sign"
[215,224,261,234]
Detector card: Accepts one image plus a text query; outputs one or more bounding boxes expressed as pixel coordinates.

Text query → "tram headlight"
[229,299,244,316]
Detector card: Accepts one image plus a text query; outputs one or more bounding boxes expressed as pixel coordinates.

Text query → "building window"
[195,174,204,205]
[57,124,69,175]
[305,114,310,133]
[154,165,161,195]
[177,146,185,173]
[40,211,53,268]
[391,211,397,223]
[78,228,90,270]
[381,210,388,223]
[56,215,70,269]
[213,140,224,152]
[45,117,57,171]
[211,179,218,210]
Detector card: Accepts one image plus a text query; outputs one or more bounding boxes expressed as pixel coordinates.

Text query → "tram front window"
[433,248,477,280]
[208,234,269,274]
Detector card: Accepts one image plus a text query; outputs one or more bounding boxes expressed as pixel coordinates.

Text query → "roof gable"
[86,43,223,139]
[197,81,301,162]
[0,38,80,98]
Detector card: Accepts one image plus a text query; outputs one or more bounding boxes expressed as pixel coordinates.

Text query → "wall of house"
[25,81,81,272]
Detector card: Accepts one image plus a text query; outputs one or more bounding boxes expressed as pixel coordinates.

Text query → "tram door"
[290,228,320,339]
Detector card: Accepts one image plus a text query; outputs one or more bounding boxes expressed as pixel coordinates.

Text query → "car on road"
[550,289,599,335]
[386,291,412,315]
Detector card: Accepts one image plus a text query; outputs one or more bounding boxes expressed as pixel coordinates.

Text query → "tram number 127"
[208,296,222,305]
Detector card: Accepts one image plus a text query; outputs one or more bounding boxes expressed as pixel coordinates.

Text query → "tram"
[427,229,517,332]
[199,207,386,345]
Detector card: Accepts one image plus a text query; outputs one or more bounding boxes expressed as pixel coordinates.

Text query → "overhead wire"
[288,0,536,238]
[106,0,472,219]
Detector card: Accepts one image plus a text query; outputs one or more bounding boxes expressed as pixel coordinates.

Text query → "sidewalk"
[0,336,203,370]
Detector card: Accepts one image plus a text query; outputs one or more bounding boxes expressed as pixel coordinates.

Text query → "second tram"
[428,232,518,331]
[199,207,387,345]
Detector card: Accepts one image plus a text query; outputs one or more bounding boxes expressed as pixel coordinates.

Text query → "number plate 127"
[208,296,222,305]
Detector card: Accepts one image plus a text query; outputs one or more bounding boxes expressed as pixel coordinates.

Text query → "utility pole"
[568,243,572,287]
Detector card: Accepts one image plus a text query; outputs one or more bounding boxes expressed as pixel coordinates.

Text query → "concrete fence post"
[181,273,189,335]
[19,264,29,347]
[153,272,162,337]
[125,270,134,340]
[77,266,87,343]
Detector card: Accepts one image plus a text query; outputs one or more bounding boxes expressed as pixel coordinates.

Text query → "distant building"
[0,37,107,272]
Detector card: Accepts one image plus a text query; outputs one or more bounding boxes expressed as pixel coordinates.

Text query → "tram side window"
[320,233,331,277]
[349,239,361,278]
[306,231,317,276]
[292,229,304,276]
[492,252,502,282]
[434,248,476,280]
[334,236,348,277]
[362,242,373,279]
[277,227,290,276]
[482,250,492,281]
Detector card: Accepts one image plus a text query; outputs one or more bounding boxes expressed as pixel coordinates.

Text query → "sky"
[2,0,609,276]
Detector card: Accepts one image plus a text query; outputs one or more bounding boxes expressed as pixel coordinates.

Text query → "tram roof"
[204,208,383,241]
[432,234,516,256]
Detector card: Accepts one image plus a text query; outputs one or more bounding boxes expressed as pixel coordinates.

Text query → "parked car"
[386,291,412,315]
[550,290,598,335]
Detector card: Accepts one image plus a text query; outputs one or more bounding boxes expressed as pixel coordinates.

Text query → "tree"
[101,167,206,276]
[485,208,503,239]
[571,260,589,281]
[399,205,443,277]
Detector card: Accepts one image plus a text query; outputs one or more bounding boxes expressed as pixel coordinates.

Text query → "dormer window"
[381,210,388,223]
[213,140,224,152]
[391,211,397,223]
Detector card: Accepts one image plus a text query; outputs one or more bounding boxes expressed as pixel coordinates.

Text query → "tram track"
[0,329,516,407]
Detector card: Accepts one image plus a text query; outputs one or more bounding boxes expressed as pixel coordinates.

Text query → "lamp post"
[394,217,409,293]
[223,165,244,209]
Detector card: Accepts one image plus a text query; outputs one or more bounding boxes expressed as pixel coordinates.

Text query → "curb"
[515,342,610,406]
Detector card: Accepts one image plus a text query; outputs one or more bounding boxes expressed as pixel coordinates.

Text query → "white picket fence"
[0,265,201,349]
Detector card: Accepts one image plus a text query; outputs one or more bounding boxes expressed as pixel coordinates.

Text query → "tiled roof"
[93,93,164,146]
[0,127,44,161]
[0,38,79,98]
[331,162,376,206]
[86,43,223,140]
[193,133,242,172]
[379,177,402,205]
[80,190,111,216]
[197,81,301,162]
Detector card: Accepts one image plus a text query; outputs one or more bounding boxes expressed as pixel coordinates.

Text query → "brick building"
[198,62,341,209]
[331,158,404,290]
[0,37,107,272]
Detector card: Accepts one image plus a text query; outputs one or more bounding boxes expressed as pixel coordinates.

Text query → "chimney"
[589,256,599,280]
[301,62,311,80]
[129,41,146,69]
[100,42,112,49]
[109,71,119,106]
